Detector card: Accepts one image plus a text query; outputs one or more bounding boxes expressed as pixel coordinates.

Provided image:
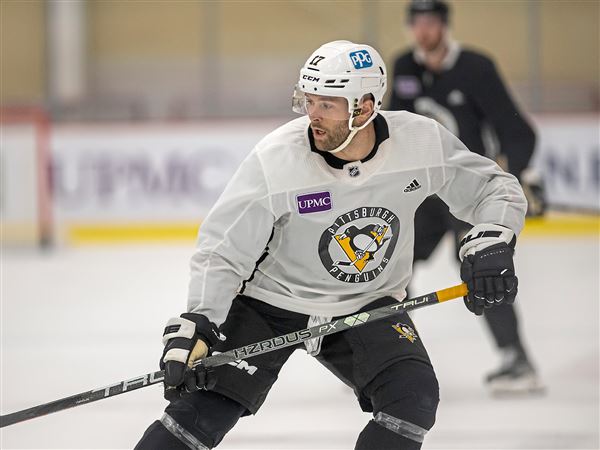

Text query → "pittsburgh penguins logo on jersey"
[334,224,390,271]
[414,97,459,137]
[319,206,400,283]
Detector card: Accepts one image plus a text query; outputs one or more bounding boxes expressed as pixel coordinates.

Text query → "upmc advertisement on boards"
[3,116,597,242]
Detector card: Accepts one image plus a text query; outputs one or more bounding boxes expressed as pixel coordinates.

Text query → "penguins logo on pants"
[392,323,419,343]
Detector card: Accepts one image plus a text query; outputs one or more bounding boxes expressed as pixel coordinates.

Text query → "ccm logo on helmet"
[302,74,320,82]
[349,50,373,69]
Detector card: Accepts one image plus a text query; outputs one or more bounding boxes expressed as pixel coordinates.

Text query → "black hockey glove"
[520,168,546,217]
[459,224,518,316]
[160,313,223,401]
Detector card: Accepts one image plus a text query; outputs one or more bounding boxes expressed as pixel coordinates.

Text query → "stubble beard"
[313,121,351,152]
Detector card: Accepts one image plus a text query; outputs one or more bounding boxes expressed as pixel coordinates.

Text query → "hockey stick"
[0,283,467,428]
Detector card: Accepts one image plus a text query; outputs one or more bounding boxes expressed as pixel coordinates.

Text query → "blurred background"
[1,1,598,449]
[1,0,599,245]
[2,0,599,118]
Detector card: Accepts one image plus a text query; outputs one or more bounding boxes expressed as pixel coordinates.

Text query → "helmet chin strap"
[327,127,360,154]
[327,112,378,154]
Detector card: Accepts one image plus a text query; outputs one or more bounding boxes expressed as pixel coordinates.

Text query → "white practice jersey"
[188,111,527,326]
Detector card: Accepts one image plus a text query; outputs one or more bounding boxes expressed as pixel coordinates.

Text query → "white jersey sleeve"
[433,122,527,233]
[188,151,275,326]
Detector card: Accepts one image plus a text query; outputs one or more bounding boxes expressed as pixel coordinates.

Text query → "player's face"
[306,94,352,151]
[410,14,446,52]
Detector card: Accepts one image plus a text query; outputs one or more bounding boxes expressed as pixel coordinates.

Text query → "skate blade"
[487,374,547,398]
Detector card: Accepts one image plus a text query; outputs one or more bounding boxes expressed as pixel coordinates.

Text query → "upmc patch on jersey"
[297,191,332,214]
[349,50,373,69]
[395,76,421,99]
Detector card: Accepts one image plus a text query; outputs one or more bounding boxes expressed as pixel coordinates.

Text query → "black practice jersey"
[389,43,535,178]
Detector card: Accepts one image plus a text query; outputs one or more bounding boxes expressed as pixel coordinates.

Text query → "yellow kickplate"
[68,223,199,244]
[522,214,599,237]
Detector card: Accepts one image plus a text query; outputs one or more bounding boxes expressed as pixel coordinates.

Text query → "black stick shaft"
[195,283,466,369]
[0,283,466,428]
[0,370,166,428]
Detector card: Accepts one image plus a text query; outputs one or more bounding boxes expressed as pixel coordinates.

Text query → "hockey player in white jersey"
[135,41,526,449]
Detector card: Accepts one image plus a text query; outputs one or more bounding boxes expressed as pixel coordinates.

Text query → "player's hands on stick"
[160,313,223,400]
[458,224,518,315]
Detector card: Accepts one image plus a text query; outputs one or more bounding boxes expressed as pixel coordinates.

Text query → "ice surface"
[1,235,598,449]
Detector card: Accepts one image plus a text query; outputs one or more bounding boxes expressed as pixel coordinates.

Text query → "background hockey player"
[389,0,545,394]
[135,40,526,449]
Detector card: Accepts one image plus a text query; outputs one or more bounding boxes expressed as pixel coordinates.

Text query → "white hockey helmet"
[292,40,387,153]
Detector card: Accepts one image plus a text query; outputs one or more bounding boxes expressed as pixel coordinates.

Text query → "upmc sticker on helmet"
[349,50,373,69]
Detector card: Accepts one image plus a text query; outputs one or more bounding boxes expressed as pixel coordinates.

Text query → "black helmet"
[407,0,450,24]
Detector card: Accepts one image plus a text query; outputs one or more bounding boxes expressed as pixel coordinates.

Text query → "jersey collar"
[308,114,390,170]
[413,39,461,71]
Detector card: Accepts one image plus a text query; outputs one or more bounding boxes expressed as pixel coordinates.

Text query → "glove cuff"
[459,224,516,261]
[162,316,197,345]
[180,313,223,347]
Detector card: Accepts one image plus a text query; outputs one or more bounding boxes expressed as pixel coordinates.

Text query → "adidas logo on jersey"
[403,179,421,192]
